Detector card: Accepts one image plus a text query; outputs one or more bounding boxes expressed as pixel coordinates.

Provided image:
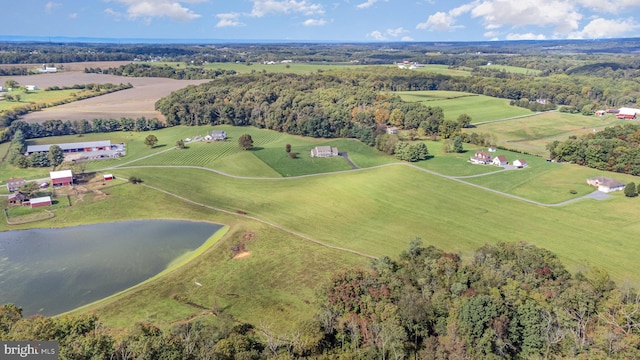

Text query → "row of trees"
[546,123,640,175]
[6,129,64,168]
[2,242,639,359]
[1,117,164,144]
[86,63,237,80]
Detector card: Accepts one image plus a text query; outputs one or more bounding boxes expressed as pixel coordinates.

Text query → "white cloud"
[416,11,462,31]
[367,30,386,40]
[470,0,582,34]
[386,27,408,37]
[506,32,547,40]
[367,27,411,40]
[249,0,324,17]
[104,8,123,20]
[45,2,61,13]
[569,17,640,38]
[483,31,499,38]
[356,0,380,9]
[576,0,640,13]
[69,12,78,19]
[110,0,201,22]
[216,13,242,28]
[303,18,326,26]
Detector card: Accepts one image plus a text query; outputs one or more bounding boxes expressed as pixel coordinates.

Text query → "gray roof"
[27,140,111,153]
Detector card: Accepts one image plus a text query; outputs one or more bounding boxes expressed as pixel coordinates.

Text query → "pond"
[0,220,222,316]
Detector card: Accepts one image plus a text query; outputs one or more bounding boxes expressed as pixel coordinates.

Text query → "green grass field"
[470,111,626,156]
[4,124,640,332]
[0,89,103,111]
[395,90,533,123]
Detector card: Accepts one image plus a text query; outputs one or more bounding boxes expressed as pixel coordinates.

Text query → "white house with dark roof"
[493,155,508,166]
[470,151,492,165]
[311,146,339,158]
[586,177,625,193]
[513,159,528,168]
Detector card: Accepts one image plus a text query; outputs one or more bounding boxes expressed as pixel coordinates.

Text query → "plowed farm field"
[0,62,209,123]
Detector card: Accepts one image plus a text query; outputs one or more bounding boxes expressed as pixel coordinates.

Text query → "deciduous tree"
[238,134,253,150]
[144,134,158,148]
[47,145,64,167]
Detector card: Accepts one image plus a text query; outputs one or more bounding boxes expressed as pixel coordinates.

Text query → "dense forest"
[1,242,638,359]
[547,123,640,175]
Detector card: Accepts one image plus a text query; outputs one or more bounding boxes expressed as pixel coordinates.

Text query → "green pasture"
[0,180,368,331]
[471,111,626,156]
[111,165,640,285]
[395,90,533,123]
[0,89,99,112]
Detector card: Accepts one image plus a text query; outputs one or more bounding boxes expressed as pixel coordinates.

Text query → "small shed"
[50,170,73,187]
[8,192,29,205]
[103,174,114,181]
[5,177,26,192]
[29,196,52,208]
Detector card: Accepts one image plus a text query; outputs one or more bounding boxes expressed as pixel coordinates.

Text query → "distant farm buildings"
[616,107,640,119]
[37,64,57,73]
[492,155,508,167]
[397,61,425,70]
[204,130,226,141]
[587,176,625,193]
[386,126,398,134]
[50,170,73,187]
[311,146,339,158]
[25,85,38,91]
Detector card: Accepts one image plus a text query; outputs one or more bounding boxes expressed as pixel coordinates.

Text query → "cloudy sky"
[6,0,640,42]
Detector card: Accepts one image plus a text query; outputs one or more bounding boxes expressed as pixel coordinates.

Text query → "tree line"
[0,117,164,145]
[85,63,237,80]
[547,123,640,175]
[1,241,638,359]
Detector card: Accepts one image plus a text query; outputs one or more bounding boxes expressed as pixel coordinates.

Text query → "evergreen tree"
[624,182,637,197]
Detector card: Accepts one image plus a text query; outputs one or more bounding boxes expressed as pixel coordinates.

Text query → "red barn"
[29,196,52,208]
[50,170,73,187]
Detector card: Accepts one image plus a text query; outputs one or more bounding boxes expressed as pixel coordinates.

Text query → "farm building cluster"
[4,170,77,209]
[25,140,125,162]
[469,150,528,168]
[595,107,640,119]
[185,130,227,143]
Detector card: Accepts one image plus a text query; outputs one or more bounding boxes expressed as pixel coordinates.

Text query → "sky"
[4,0,640,42]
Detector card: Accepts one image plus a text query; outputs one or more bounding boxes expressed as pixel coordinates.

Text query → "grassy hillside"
[4,124,640,332]
[470,111,626,156]
[395,90,532,123]
[111,165,640,284]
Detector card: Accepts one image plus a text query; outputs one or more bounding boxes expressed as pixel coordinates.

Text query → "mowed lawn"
[470,111,627,156]
[395,90,532,123]
[113,165,640,284]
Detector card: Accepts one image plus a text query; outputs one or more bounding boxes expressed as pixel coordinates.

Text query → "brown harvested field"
[0,62,210,122]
